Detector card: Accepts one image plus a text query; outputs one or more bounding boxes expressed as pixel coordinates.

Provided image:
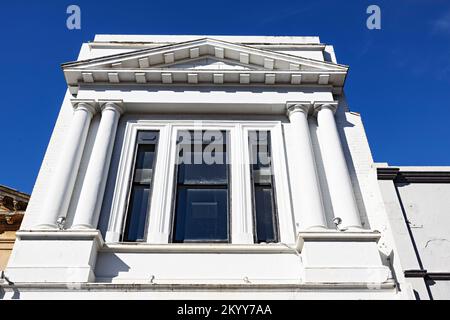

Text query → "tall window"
[122,131,159,242]
[172,130,230,243]
[248,131,279,243]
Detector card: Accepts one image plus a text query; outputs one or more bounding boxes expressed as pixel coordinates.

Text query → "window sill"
[101,242,298,254]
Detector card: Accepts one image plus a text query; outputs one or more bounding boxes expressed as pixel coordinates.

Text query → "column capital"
[70,99,98,115]
[313,101,339,115]
[286,101,313,118]
[99,99,125,115]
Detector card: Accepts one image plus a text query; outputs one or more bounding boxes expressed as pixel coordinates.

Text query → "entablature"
[62,38,348,95]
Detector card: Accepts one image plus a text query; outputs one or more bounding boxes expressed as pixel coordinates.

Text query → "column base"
[5,230,103,283]
[297,230,392,284]
[33,223,59,230]
[70,224,95,230]
[304,225,328,231]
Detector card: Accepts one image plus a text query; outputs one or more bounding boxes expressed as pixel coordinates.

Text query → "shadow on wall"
[334,106,371,229]
[94,253,131,282]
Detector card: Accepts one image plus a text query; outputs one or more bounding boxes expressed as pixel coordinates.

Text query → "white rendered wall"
[396,182,450,272]
[378,176,450,300]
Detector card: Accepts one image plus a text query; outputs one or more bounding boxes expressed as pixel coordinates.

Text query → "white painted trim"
[102,243,297,254]
[1,280,397,291]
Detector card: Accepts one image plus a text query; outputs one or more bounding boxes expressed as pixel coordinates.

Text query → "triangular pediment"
[62,38,348,90]
[164,57,258,70]
[63,38,347,72]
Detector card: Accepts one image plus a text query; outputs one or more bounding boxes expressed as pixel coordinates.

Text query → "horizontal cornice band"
[377,168,450,183]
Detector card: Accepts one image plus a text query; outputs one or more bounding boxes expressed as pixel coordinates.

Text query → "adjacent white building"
[0,35,425,299]
[377,165,450,300]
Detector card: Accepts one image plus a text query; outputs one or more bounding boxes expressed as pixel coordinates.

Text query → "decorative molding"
[62,38,347,89]
[0,213,24,231]
[15,230,104,248]
[107,72,120,83]
[187,73,198,84]
[189,47,199,59]
[297,230,382,241]
[138,57,149,68]
[214,47,224,59]
[70,99,98,114]
[102,243,296,254]
[239,53,249,64]
[135,72,147,83]
[98,99,125,114]
[161,73,172,84]
[296,231,382,253]
[81,72,94,83]
[264,58,274,69]
[163,52,174,64]
[318,74,330,85]
[264,73,275,84]
[239,73,250,84]
[313,101,338,114]
[290,74,302,84]
[286,102,313,117]
[213,73,224,84]
[0,280,397,291]
[65,38,346,70]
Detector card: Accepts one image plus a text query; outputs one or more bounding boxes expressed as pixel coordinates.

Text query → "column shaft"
[316,104,362,229]
[36,102,96,229]
[71,102,123,229]
[287,103,327,230]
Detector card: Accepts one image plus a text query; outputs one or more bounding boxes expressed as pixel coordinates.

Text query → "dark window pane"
[123,186,150,242]
[249,130,279,243]
[174,188,228,242]
[137,131,159,143]
[123,131,159,242]
[254,186,276,242]
[249,131,271,171]
[134,145,155,184]
[173,130,230,243]
[178,161,227,185]
[177,138,228,185]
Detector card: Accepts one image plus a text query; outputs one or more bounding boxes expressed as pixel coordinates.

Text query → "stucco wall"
[396,182,450,272]
[377,170,450,300]
[397,182,450,300]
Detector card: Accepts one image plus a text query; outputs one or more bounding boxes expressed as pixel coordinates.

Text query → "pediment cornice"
[62,38,348,94]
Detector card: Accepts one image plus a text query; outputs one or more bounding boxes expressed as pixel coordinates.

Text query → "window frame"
[106,119,295,245]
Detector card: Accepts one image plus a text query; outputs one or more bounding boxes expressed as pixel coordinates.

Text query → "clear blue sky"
[1,0,449,194]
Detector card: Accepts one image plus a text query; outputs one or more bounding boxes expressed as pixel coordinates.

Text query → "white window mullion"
[231,124,254,244]
[271,124,296,244]
[146,124,172,244]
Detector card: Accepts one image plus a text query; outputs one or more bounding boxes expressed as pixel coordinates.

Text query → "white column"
[36,101,97,229]
[287,103,327,230]
[71,101,124,230]
[315,103,362,229]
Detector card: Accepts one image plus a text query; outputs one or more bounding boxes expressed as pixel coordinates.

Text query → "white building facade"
[1,35,416,299]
